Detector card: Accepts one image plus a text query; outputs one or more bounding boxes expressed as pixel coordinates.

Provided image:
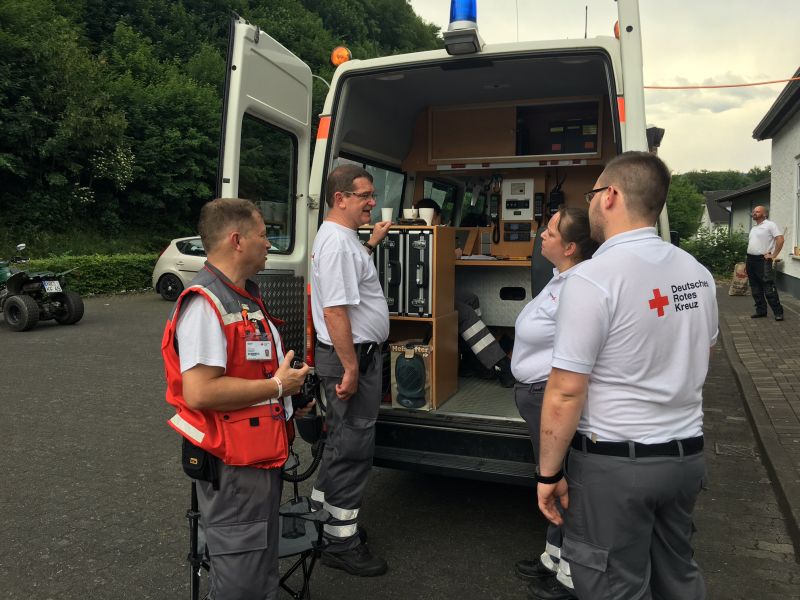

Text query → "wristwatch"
[362,240,375,254]
[535,465,564,484]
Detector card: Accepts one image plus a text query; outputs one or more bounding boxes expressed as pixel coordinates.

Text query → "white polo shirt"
[311,221,390,345]
[551,228,718,443]
[747,219,781,255]
[511,267,577,384]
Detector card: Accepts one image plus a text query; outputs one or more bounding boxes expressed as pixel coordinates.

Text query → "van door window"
[335,157,405,223]
[423,179,458,225]
[238,114,297,253]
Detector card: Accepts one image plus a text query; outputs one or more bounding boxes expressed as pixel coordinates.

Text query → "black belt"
[316,341,378,352]
[514,380,547,393]
[571,433,704,458]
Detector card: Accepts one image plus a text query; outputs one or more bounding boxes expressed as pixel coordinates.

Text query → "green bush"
[24,254,158,295]
[681,227,748,277]
[0,228,176,258]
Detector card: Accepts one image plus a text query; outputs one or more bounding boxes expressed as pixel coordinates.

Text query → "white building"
[753,66,800,298]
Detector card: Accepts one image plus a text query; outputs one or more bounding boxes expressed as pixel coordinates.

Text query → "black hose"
[281,439,325,483]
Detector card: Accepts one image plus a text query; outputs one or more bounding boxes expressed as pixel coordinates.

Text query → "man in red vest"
[162,197,312,600]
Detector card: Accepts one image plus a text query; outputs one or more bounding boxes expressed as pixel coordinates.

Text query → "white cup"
[403,208,418,219]
[381,207,394,222]
[419,208,435,226]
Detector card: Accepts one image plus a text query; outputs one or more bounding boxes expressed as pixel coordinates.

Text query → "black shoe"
[515,557,556,581]
[775,314,784,321]
[751,313,767,319]
[322,543,388,577]
[527,575,577,600]
[495,357,516,388]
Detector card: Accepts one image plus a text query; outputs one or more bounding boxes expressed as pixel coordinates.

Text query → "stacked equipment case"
[359,228,433,317]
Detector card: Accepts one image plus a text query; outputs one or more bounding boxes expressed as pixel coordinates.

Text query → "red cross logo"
[648,288,669,317]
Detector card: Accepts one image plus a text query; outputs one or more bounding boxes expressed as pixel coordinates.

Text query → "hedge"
[681,227,749,278]
[23,254,159,296]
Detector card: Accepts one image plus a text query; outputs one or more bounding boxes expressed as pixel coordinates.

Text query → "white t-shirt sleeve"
[316,248,361,308]
[768,221,782,238]
[551,274,610,374]
[175,294,228,373]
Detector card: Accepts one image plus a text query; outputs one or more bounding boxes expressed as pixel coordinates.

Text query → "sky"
[407,0,800,174]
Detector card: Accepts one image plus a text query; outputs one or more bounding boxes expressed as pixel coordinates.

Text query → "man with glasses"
[310,164,392,576]
[537,152,718,599]
[746,205,784,321]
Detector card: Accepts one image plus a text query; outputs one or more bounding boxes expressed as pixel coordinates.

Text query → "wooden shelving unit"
[386,226,458,408]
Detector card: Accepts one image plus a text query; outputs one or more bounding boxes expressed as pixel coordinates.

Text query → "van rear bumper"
[373,413,535,486]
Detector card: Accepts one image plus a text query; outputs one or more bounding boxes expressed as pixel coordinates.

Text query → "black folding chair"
[186,406,328,599]
[186,468,330,599]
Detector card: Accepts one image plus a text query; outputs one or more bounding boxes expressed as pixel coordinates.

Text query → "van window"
[423,179,458,225]
[238,114,296,253]
[336,156,405,223]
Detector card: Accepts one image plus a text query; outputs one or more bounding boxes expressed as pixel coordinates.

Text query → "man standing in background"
[746,205,784,321]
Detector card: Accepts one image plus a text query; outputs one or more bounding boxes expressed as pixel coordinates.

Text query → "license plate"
[43,280,62,293]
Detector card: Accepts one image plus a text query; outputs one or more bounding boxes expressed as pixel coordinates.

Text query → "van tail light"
[305,283,315,366]
[158,245,169,258]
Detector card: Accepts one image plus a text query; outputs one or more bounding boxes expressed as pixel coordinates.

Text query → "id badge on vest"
[245,330,273,361]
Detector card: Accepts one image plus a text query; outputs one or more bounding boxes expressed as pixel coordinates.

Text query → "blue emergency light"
[449,0,477,25]
[444,0,483,55]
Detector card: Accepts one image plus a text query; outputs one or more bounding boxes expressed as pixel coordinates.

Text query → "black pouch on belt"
[358,343,377,374]
[182,437,219,490]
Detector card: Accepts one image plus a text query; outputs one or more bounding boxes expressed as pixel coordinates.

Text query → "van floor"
[435,377,523,421]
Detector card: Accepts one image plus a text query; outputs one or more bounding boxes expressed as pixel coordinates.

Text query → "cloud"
[645,72,781,117]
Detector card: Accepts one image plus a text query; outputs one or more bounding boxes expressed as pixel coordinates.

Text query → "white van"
[217,0,665,485]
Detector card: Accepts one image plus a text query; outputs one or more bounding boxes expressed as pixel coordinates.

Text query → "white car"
[152,236,206,301]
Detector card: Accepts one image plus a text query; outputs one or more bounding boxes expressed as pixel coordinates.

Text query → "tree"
[667,175,705,240]
[0,0,127,232]
[0,0,444,240]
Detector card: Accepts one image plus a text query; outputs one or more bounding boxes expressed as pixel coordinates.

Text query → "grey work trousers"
[746,254,783,317]
[197,462,282,600]
[514,382,568,580]
[561,446,706,600]
[312,342,382,552]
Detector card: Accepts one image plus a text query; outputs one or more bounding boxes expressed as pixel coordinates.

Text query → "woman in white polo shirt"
[511,207,598,600]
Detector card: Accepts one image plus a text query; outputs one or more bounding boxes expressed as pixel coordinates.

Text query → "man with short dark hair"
[746,205,784,321]
[310,164,392,576]
[536,152,718,600]
[163,197,311,600]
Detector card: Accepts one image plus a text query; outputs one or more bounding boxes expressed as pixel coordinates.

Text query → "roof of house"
[713,179,771,203]
[753,66,800,140]
[702,192,732,223]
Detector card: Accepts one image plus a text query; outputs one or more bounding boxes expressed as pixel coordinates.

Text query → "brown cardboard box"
[390,340,433,411]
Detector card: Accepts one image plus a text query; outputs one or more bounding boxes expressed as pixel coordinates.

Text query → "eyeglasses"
[342,190,378,201]
[584,186,609,204]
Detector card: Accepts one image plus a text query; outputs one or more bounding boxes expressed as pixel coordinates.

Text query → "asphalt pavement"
[1,291,798,599]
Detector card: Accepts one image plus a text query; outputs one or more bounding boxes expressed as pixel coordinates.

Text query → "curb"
[718,315,800,559]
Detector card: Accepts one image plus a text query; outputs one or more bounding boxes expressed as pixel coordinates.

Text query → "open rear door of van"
[218,16,313,353]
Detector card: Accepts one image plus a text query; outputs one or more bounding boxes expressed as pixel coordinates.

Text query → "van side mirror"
[669,230,680,247]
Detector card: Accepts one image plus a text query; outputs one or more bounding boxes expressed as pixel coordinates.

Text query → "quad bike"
[0,243,85,332]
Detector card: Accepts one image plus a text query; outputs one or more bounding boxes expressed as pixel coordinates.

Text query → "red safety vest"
[162,263,288,469]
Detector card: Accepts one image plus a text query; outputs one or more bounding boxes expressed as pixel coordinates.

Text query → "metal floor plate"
[437,377,522,420]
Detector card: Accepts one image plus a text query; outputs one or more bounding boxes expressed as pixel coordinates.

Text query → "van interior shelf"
[427,97,603,165]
